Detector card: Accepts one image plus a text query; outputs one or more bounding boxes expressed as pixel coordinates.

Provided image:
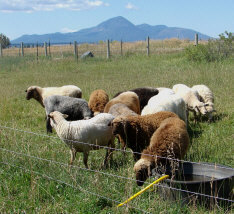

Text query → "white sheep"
[141,89,187,125]
[25,85,82,107]
[192,84,215,121]
[172,84,208,119]
[48,111,115,168]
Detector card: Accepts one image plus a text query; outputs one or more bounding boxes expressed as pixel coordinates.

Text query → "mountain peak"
[97,16,135,28]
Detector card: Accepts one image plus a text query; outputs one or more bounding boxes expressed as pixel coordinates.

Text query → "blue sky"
[1,0,233,40]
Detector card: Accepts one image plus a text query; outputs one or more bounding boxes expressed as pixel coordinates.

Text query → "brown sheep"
[88,89,109,116]
[113,87,159,112]
[110,111,178,161]
[104,91,140,115]
[108,103,138,150]
[108,103,138,117]
[134,117,189,186]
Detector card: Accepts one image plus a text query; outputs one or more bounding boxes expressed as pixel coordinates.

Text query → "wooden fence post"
[36,42,39,61]
[120,40,123,56]
[107,39,110,59]
[195,33,198,46]
[0,44,2,57]
[147,36,150,56]
[21,42,24,56]
[74,41,78,62]
[44,42,47,57]
[48,40,51,56]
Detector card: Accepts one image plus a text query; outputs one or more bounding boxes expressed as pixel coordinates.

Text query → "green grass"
[0,53,233,213]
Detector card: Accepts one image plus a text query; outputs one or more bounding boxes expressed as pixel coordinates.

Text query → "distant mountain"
[11,16,211,44]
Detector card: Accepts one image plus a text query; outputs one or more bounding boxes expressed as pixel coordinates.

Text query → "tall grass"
[0,52,233,213]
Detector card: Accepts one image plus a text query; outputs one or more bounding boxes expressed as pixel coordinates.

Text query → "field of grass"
[0,51,233,213]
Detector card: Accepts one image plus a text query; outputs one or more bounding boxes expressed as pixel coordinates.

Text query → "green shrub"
[185,31,233,62]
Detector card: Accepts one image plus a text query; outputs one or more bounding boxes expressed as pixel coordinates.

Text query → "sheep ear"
[48,113,54,118]
[63,114,69,119]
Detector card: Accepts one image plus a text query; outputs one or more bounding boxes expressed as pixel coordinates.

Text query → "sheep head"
[194,102,208,115]
[25,86,39,100]
[134,158,153,186]
[48,111,69,128]
[110,116,127,136]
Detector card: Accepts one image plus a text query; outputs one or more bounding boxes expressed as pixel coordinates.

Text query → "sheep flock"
[25,84,215,186]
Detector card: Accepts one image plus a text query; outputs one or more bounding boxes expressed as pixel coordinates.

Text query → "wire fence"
[0,124,233,212]
[0,38,207,59]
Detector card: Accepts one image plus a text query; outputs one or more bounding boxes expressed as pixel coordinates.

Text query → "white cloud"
[125,3,138,10]
[60,27,78,33]
[0,0,108,12]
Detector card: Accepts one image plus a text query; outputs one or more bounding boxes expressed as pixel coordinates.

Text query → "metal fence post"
[195,33,198,46]
[107,39,110,59]
[147,36,150,56]
[21,42,24,56]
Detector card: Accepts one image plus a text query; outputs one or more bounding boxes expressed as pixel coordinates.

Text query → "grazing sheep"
[49,111,115,168]
[172,84,208,119]
[108,103,137,150]
[108,103,138,117]
[191,85,215,121]
[134,116,189,186]
[104,91,140,115]
[110,111,178,161]
[113,87,159,111]
[25,85,82,107]
[88,89,109,116]
[44,95,93,133]
[141,90,187,125]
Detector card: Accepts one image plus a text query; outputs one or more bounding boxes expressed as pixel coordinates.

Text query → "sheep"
[104,91,140,115]
[108,103,138,150]
[108,103,138,118]
[44,95,93,133]
[172,84,208,119]
[191,85,215,121]
[48,111,115,168]
[141,90,187,125]
[110,111,178,161]
[25,85,82,107]
[88,89,109,116]
[113,87,159,111]
[134,116,189,186]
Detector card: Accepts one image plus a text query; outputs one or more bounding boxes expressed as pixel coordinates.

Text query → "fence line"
[1,36,201,59]
[0,161,150,214]
[0,124,232,171]
[0,146,233,204]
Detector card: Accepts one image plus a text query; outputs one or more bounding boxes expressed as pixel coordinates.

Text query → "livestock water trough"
[152,162,234,208]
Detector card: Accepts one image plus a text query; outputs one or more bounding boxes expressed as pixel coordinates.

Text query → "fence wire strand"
[0,160,150,214]
[0,146,233,204]
[0,124,233,171]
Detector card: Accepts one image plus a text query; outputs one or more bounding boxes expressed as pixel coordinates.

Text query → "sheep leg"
[69,149,77,166]
[83,151,89,169]
[103,140,114,168]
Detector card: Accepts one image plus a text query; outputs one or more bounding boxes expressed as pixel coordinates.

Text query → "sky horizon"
[1,0,233,41]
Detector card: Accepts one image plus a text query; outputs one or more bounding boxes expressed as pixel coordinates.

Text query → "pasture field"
[0,52,233,213]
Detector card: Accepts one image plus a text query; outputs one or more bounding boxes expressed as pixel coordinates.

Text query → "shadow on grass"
[187,123,203,139]
[190,112,227,123]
